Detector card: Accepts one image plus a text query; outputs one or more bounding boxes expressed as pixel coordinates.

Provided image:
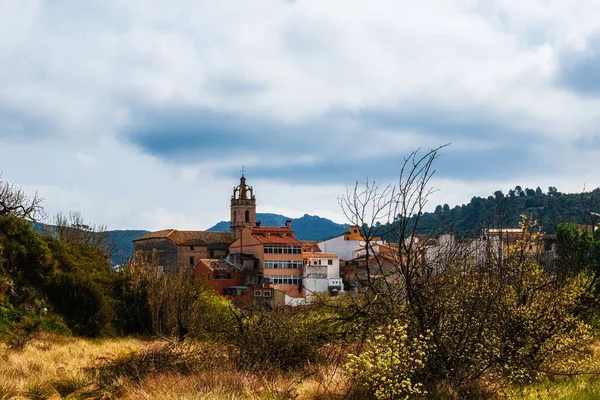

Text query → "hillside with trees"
[403,185,600,238]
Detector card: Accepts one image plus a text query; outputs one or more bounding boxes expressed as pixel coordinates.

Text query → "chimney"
[286,220,291,229]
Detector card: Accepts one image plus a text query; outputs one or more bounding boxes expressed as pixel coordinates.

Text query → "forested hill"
[411,186,600,237]
[208,213,349,240]
[32,222,149,266]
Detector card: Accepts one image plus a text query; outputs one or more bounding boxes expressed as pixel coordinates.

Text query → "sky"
[1,0,600,231]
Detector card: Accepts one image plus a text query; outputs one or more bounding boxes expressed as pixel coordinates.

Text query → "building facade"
[303,252,342,297]
[317,226,384,261]
[133,230,233,273]
[229,222,304,303]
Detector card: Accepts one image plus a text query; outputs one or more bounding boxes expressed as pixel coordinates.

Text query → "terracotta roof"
[134,230,233,246]
[248,226,293,233]
[302,240,321,252]
[303,252,338,259]
[196,258,241,272]
[247,226,302,245]
[252,234,302,245]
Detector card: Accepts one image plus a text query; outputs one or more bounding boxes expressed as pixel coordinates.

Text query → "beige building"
[133,230,233,273]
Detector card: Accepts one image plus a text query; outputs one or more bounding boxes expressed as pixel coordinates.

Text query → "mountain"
[107,229,151,265]
[31,222,149,266]
[208,213,350,240]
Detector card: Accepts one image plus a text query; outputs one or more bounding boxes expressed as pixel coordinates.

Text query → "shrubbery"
[347,321,431,400]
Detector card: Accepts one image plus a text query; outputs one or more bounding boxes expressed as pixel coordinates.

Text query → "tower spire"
[230,171,256,239]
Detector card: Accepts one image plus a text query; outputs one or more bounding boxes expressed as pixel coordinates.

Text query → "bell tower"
[230,170,256,239]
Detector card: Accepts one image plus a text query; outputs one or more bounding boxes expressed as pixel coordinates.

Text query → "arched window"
[233,211,237,222]
[245,210,250,222]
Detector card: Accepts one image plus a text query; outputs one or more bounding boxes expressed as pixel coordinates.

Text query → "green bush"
[45,272,113,337]
[224,302,347,372]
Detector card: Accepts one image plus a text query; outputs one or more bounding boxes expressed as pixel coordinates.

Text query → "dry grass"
[6,333,599,399]
[0,333,353,399]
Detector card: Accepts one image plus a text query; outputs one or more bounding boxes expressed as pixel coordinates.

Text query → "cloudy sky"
[1,0,600,231]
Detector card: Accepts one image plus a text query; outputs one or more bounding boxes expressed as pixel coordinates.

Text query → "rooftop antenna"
[241,165,245,177]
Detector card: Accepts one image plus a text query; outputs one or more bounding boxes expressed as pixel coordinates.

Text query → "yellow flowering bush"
[346,321,431,399]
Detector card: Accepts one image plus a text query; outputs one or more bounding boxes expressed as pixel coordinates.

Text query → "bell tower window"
[245,210,250,222]
[233,211,237,222]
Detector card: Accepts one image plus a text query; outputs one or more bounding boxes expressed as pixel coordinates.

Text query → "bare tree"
[51,211,115,257]
[338,146,600,395]
[0,173,45,221]
[338,145,448,315]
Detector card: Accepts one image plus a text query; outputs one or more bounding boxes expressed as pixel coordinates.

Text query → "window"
[313,260,317,265]
[207,273,210,280]
[264,260,303,269]
[328,259,333,265]
[263,291,271,298]
[254,290,261,297]
[353,229,358,233]
[233,211,237,222]
[190,246,195,250]
[189,256,194,265]
[264,275,302,285]
[245,210,250,222]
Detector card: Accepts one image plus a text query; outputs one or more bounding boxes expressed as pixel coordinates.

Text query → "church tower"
[230,172,256,239]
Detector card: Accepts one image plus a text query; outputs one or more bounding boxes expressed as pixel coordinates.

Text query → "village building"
[133,230,233,273]
[194,258,274,303]
[317,226,384,261]
[133,173,342,305]
[302,252,342,298]
[229,222,304,304]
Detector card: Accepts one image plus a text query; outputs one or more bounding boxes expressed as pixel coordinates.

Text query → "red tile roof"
[196,259,241,272]
[134,230,233,246]
[247,226,302,245]
[302,240,321,252]
[303,252,338,259]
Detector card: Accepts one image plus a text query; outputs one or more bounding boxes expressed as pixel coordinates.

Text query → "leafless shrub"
[50,211,115,257]
[0,174,45,221]
[338,146,600,396]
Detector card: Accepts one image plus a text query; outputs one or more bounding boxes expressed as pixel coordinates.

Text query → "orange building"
[229,221,304,302]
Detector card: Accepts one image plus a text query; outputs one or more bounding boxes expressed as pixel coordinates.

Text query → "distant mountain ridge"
[207,213,350,240]
[32,222,150,266]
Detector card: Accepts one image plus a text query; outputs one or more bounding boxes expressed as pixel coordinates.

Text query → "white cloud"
[1,0,600,230]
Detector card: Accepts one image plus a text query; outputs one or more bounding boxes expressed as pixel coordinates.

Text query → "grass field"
[0,333,351,399]
[1,333,600,399]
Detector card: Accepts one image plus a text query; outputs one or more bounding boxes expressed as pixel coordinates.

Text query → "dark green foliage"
[379,186,600,240]
[0,215,123,338]
[111,271,153,336]
[45,272,113,337]
[0,216,54,289]
[555,222,596,277]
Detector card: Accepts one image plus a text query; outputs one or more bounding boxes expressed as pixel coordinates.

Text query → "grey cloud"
[558,37,600,96]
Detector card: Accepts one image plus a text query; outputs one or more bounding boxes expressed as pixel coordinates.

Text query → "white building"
[317,226,385,261]
[303,252,342,298]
